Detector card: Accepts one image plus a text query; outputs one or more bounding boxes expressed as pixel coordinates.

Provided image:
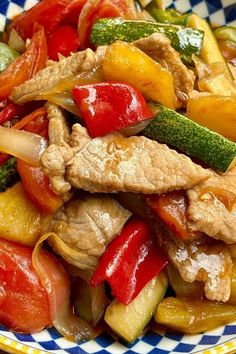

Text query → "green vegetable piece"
[143,106,236,172]
[214,26,236,43]
[147,6,189,26]
[0,157,18,192]
[91,18,204,63]
[105,272,168,343]
[0,43,19,73]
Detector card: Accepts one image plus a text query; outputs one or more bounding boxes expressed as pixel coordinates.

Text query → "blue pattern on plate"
[0,0,236,353]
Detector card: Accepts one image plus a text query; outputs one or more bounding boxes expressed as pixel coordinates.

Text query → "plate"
[0,1,236,353]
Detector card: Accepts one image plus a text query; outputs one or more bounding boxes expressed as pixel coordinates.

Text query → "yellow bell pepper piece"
[103,42,178,109]
[155,297,236,334]
[0,182,41,246]
[187,95,236,141]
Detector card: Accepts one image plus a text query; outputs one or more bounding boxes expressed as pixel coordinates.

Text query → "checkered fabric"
[1,324,236,353]
[0,0,236,31]
[0,0,236,353]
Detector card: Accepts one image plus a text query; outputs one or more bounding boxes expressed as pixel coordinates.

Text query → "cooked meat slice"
[10,49,99,104]
[41,144,73,194]
[187,169,236,243]
[164,235,232,302]
[134,33,195,102]
[47,195,131,270]
[46,103,70,145]
[41,123,212,194]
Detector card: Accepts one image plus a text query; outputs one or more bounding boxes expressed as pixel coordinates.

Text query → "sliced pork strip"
[46,103,70,146]
[187,169,236,243]
[47,195,131,270]
[134,33,195,102]
[164,235,232,302]
[10,49,98,104]
[41,123,212,194]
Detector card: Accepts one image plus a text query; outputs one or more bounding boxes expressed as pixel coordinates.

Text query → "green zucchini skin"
[91,18,204,63]
[143,106,236,172]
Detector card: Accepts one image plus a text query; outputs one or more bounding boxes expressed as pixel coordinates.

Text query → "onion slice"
[119,118,153,137]
[0,126,47,166]
[33,233,96,342]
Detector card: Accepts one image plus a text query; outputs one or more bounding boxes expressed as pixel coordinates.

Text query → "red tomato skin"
[17,160,62,214]
[48,26,80,61]
[0,24,47,99]
[0,239,51,333]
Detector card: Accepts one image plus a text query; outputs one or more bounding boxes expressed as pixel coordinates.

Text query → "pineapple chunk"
[0,182,41,246]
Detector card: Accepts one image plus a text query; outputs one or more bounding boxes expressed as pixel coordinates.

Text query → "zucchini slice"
[91,18,204,63]
[143,106,236,172]
[105,272,168,343]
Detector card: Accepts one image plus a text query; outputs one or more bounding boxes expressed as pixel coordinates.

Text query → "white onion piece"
[33,233,95,342]
[0,126,47,166]
[119,118,153,137]
[8,29,26,54]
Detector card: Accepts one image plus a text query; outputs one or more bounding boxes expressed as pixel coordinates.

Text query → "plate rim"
[1,333,236,354]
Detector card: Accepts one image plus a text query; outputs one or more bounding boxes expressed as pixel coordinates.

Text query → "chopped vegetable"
[105,272,168,343]
[0,43,19,73]
[91,18,204,63]
[78,0,137,48]
[146,190,198,240]
[188,14,232,78]
[143,105,236,172]
[0,102,36,126]
[103,42,178,109]
[0,157,18,192]
[48,25,80,61]
[90,217,168,305]
[17,160,62,214]
[187,95,236,142]
[0,238,51,333]
[0,183,41,247]
[166,264,204,298]
[8,29,25,54]
[33,234,96,341]
[146,7,189,26]
[214,26,236,43]
[228,263,236,305]
[9,0,76,40]
[73,277,107,325]
[72,82,153,137]
[218,40,236,62]
[0,126,48,166]
[155,297,236,334]
[0,24,47,99]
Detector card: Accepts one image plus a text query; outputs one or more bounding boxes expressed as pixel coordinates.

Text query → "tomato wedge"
[9,0,71,40]
[17,159,63,214]
[146,191,198,240]
[10,0,86,40]
[0,238,51,333]
[78,0,137,48]
[0,24,47,99]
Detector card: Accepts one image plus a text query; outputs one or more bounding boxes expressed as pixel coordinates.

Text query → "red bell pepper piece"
[9,0,86,40]
[0,102,43,126]
[146,191,198,240]
[0,24,47,99]
[72,82,153,137]
[78,0,137,48]
[48,25,80,61]
[90,217,168,305]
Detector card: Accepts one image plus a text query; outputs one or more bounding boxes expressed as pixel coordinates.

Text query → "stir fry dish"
[0,0,236,344]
